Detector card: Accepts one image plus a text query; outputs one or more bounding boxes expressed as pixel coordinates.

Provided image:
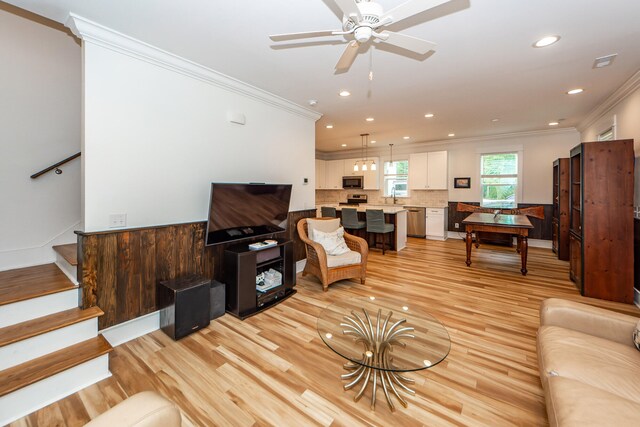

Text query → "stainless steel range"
[339,194,368,206]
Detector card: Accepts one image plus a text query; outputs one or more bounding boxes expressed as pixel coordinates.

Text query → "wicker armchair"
[297,218,368,292]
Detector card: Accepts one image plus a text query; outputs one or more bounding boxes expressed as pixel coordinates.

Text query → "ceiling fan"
[269,0,453,72]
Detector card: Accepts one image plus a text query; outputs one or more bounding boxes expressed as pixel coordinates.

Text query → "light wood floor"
[10,238,640,426]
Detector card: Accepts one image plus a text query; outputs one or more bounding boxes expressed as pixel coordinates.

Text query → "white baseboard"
[445,231,552,249]
[0,354,111,426]
[55,254,78,285]
[100,311,160,347]
[296,259,306,274]
[0,289,78,328]
[0,221,80,272]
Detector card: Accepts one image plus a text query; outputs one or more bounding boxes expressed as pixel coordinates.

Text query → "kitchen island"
[316,204,407,252]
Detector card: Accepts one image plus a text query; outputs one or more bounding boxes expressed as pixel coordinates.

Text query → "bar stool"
[321,206,337,217]
[366,209,395,255]
[341,208,366,237]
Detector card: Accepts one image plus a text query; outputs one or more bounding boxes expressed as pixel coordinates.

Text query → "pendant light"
[359,133,376,172]
[388,143,396,174]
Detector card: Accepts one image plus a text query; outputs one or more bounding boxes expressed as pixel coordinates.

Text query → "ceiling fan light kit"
[269,0,452,72]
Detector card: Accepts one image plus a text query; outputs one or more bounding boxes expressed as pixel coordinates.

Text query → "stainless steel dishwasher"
[405,206,426,237]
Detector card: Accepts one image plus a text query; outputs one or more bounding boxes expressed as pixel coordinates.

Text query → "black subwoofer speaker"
[210,280,225,320]
[158,275,211,340]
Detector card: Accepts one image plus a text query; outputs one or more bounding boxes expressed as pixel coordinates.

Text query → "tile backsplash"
[315,189,449,207]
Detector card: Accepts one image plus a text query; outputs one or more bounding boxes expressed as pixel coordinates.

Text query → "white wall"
[580,75,640,203]
[0,6,81,271]
[77,18,318,231]
[323,129,580,205]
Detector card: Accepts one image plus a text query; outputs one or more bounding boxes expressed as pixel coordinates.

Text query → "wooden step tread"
[0,263,77,306]
[52,243,78,266]
[0,307,103,348]
[0,335,112,397]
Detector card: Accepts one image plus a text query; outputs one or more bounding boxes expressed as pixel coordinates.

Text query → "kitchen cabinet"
[409,151,448,190]
[342,157,380,189]
[315,159,326,189]
[325,160,344,189]
[426,208,448,240]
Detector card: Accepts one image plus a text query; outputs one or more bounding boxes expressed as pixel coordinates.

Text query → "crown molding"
[320,127,578,159]
[65,13,322,122]
[577,70,640,132]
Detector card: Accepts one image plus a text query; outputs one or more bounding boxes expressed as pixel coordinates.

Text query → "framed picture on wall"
[454,177,471,189]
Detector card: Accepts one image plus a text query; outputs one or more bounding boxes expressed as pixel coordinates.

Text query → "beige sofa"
[537,298,640,426]
[85,391,181,427]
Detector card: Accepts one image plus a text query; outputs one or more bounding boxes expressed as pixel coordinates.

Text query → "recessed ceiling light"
[448,133,455,137]
[549,121,559,126]
[403,136,410,140]
[491,118,500,122]
[326,124,333,129]
[339,90,351,97]
[341,143,347,147]
[371,140,376,144]
[534,35,560,48]
[567,88,584,95]
[366,117,374,122]
[424,113,434,118]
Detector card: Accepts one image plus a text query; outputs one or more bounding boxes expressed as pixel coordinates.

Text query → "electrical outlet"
[109,214,127,228]
[303,177,309,185]
[454,222,459,229]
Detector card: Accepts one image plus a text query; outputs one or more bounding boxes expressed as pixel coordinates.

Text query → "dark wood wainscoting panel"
[447,202,553,240]
[635,218,640,292]
[285,209,317,262]
[77,210,313,329]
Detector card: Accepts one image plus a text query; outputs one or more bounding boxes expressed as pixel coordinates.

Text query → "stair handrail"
[30,152,81,179]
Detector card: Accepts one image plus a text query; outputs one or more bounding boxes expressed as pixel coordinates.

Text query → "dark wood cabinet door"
[551,219,559,254]
[569,233,582,292]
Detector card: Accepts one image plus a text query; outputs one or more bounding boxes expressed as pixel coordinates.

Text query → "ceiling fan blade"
[269,30,340,42]
[335,41,360,71]
[381,0,451,25]
[333,0,362,21]
[378,31,436,54]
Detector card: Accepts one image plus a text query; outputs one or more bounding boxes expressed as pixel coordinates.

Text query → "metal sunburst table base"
[339,308,416,411]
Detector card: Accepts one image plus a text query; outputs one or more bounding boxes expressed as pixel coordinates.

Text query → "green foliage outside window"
[481,153,517,208]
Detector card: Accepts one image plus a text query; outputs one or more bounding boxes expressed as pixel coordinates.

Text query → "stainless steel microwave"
[342,176,364,189]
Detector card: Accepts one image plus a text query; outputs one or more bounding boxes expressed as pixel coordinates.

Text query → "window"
[480,153,518,208]
[383,160,408,197]
[598,127,614,141]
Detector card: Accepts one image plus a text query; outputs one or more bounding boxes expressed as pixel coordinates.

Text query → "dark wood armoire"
[569,139,635,303]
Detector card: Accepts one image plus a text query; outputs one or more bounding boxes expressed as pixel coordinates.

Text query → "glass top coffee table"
[317,297,451,411]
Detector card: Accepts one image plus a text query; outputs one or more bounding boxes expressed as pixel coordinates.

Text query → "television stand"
[223,238,295,319]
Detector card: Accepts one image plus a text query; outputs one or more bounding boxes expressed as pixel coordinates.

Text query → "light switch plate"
[109,214,127,228]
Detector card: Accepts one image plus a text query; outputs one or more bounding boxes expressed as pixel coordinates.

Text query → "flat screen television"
[205,183,293,246]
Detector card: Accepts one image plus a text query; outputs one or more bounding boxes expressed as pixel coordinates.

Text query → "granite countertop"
[317,204,407,214]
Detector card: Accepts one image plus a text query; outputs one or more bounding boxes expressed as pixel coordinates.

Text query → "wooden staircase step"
[0,307,103,348]
[0,264,77,306]
[0,335,112,397]
[52,243,78,266]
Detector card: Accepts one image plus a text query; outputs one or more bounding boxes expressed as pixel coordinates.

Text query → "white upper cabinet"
[315,159,326,189]
[325,160,344,189]
[409,151,448,190]
[363,157,380,190]
[427,151,448,190]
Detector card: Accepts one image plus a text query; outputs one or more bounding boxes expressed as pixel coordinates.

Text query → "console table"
[223,238,295,319]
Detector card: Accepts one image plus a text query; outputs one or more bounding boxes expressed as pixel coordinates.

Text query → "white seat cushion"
[326,250,362,268]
